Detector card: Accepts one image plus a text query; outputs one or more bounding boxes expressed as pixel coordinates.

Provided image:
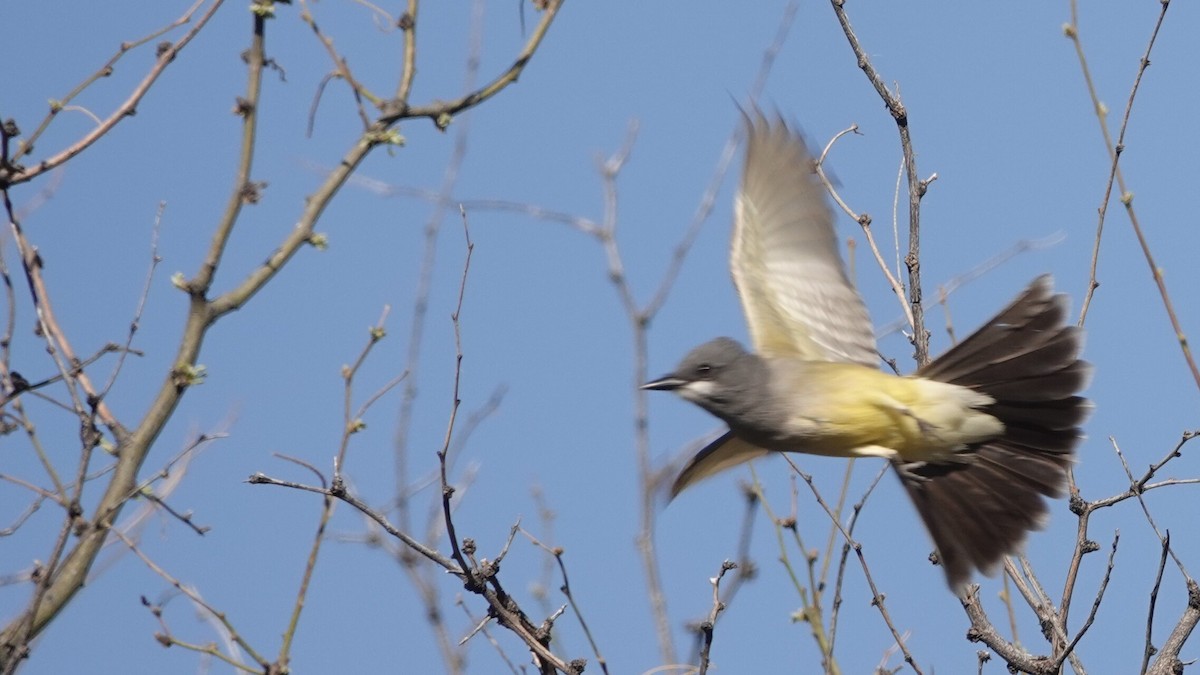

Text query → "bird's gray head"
[642,337,770,423]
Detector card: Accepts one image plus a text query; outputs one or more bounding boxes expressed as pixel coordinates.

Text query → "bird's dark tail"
[895,275,1092,591]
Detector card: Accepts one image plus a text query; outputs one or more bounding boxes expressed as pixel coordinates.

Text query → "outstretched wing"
[670,431,770,498]
[732,112,877,366]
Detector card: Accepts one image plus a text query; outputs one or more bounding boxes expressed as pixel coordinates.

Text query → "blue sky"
[3,1,1199,673]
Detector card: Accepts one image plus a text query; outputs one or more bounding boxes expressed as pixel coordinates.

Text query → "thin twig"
[828,463,889,663]
[110,529,270,671]
[521,528,610,675]
[697,561,737,675]
[813,125,912,331]
[298,0,379,119]
[436,207,477,596]
[751,471,840,675]
[828,0,930,365]
[99,202,164,400]
[1,0,225,185]
[1141,533,1171,675]
[393,0,482,537]
[875,234,1065,341]
[785,457,922,674]
[1054,533,1119,670]
[395,0,563,128]
[455,598,521,673]
[1145,578,1200,675]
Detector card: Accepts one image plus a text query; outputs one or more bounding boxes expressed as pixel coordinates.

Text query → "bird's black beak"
[641,374,687,391]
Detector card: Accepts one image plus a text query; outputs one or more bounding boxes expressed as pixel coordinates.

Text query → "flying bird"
[644,113,1091,590]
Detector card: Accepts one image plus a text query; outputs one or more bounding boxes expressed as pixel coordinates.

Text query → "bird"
[643,112,1091,591]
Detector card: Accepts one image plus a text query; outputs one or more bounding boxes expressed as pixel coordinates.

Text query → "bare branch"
[697,560,737,675]
[828,0,930,365]
[1,0,225,186]
[785,456,922,674]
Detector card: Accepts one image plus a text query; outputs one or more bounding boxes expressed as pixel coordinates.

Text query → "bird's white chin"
[676,379,717,403]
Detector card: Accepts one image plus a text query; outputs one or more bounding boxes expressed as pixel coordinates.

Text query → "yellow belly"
[769,361,1004,461]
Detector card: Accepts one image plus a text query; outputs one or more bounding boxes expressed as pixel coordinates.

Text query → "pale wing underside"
[671,431,770,498]
[732,113,877,367]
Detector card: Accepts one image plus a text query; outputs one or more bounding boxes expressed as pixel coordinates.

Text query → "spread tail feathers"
[899,275,1091,590]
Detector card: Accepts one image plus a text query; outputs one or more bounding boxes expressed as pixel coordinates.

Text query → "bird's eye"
[695,364,712,378]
